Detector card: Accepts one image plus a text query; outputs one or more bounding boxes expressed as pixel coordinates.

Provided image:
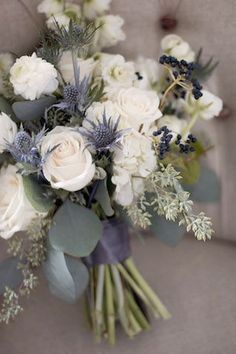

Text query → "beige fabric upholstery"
[1,236,236,354]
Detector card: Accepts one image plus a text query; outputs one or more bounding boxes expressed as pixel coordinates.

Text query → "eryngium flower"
[5,127,46,167]
[81,111,127,152]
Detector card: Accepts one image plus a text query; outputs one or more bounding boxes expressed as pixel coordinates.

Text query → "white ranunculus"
[100,54,136,89]
[41,126,95,192]
[0,53,14,95]
[94,15,125,50]
[37,0,64,17]
[83,0,111,19]
[46,12,71,30]
[0,165,42,239]
[0,113,17,153]
[113,87,162,132]
[10,53,58,101]
[185,90,223,120]
[58,51,96,84]
[112,131,156,206]
[134,56,160,90]
[161,34,195,62]
[157,115,188,140]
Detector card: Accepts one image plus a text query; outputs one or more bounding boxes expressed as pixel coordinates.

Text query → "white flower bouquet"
[0,0,222,345]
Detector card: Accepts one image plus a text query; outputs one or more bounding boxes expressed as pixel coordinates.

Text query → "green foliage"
[95,178,114,217]
[0,288,23,324]
[193,48,219,81]
[49,200,103,257]
[43,246,89,303]
[12,96,57,121]
[22,175,54,213]
[126,164,214,241]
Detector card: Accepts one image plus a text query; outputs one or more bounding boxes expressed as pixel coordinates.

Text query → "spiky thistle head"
[81,110,128,153]
[5,126,46,168]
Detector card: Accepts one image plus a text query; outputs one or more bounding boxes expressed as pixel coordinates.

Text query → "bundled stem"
[86,257,170,345]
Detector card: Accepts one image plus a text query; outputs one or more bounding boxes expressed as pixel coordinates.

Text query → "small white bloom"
[83,0,111,19]
[112,131,156,206]
[161,34,195,62]
[65,2,81,16]
[134,56,160,90]
[0,165,43,239]
[41,126,95,192]
[46,12,71,30]
[184,90,223,120]
[100,54,136,89]
[0,113,17,153]
[112,87,162,132]
[0,53,14,95]
[59,51,96,84]
[37,0,64,17]
[157,115,188,140]
[10,53,58,101]
[94,15,125,50]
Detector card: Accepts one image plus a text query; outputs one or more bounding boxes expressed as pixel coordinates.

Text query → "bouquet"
[0,0,222,345]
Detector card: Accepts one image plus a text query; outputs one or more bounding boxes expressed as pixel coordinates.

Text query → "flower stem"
[71,49,79,86]
[95,265,105,342]
[124,258,171,319]
[126,290,150,330]
[181,113,199,138]
[160,80,179,110]
[105,265,115,345]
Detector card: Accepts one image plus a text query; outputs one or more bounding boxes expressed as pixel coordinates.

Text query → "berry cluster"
[159,55,203,99]
[153,126,197,160]
[175,133,197,154]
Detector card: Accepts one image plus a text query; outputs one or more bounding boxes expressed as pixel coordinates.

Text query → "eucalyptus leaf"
[150,214,185,246]
[95,179,114,217]
[43,247,89,303]
[0,95,16,119]
[184,166,220,202]
[0,257,23,295]
[49,200,102,257]
[12,96,56,121]
[23,175,53,213]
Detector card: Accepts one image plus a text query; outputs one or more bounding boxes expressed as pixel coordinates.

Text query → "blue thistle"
[81,111,128,153]
[5,126,46,168]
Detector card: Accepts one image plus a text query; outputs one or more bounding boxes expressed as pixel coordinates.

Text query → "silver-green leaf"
[43,247,89,303]
[95,178,114,217]
[12,96,56,121]
[150,215,185,246]
[49,200,102,257]
[23,175,53,213]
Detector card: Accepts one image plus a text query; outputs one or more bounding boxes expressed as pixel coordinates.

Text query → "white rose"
[37,0,64,17]
[94,15,126,50]
[113,87,162,132]
[112,131,156,206]
[157,115,188,140]
[100,54,136,89]
[10,53,58,101]
[0,113,17,153]
[83,0,111,19]
[161,34,195,62]
[41,127,95,192]
[46,12,71,30]
[0,53,14,95]
[84,100,119,128]
[134,56,160,90]
[0,165,42,239]
[184,90,223,120]
[59,51,96,84]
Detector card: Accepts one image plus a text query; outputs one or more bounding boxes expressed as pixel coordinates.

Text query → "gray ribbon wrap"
[83,219,131,266]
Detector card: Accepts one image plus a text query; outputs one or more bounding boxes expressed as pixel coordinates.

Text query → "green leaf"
[0,95,16,120]
[150,215,185,246]
[184,166,220,202]
[95,179,114,217]
[43,246,89,303]
[23,175,53,213]
[0,257,23,295]
[49,200,102,257]
[12,96,56,121]
[181,159,200,184]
